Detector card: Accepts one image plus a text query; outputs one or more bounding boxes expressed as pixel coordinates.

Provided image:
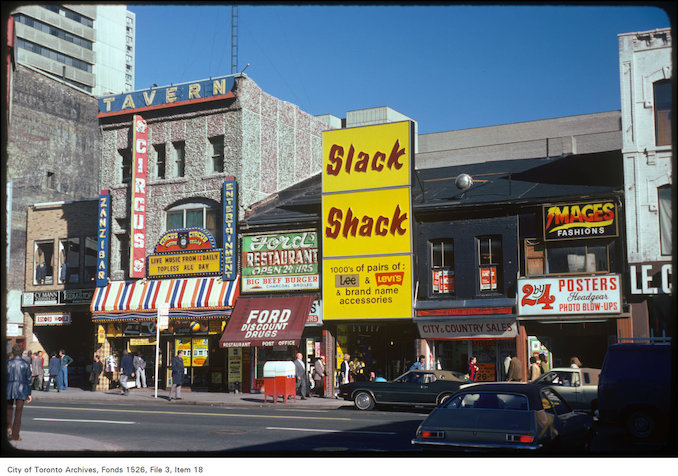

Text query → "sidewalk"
[5,386,351,454]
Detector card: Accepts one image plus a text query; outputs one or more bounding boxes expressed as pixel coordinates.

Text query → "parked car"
[533,367,600,412]
[597,343,671,440]
[412,382,594,453]
[338,369,470,410]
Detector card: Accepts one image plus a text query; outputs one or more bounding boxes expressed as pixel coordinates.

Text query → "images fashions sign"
[542,200,619,241]
[518,275,622,316]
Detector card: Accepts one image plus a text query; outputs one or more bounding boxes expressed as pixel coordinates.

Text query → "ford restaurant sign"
[98,75,236,117]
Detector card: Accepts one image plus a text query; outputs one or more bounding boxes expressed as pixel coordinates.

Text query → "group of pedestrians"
[19,348,73,392]
[293,353,327,399]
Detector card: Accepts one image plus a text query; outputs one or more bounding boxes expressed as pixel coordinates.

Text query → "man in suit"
[119,350,135,396]
[294,352,308,400]
[340,353,351,385]
[313,356,326,398]
[506,353,524,382]
[169,350,185,401]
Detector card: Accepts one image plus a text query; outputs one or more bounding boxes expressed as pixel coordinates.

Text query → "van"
[597,343,671,439]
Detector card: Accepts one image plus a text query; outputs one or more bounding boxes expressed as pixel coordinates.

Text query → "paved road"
[8,400,427,454]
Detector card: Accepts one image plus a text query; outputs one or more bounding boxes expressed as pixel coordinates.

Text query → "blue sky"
[129,4,671,134]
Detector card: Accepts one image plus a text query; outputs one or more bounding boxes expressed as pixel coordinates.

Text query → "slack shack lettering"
[325,204,408,239]
[326,140,406,176]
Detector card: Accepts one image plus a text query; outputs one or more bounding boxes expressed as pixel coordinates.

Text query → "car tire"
[625,408,656,440]
[354,391,375,411]
[437,393,453,406]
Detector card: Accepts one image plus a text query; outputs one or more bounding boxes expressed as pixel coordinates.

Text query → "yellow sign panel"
[323,187,411,258]
[322,121,412,193]
[192,338,209,367]
[148,251,221,278]
[323,255,412,320]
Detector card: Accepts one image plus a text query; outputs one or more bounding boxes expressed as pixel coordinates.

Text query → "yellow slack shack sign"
[322,121,414,320]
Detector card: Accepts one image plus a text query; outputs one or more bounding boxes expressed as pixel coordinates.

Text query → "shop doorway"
[432,339,515,381]
[335,322,419,382]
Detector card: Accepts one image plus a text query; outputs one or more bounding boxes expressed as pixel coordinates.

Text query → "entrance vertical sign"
[130,115,148,278]
[96,191,111,287]
[154,302,169,398]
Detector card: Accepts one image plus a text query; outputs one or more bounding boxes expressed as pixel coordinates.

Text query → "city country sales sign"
[518,275,621,316]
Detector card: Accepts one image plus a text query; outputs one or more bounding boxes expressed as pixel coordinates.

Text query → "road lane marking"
[34,417,135,425]
[266,426,397,435]
[28,405,351,421]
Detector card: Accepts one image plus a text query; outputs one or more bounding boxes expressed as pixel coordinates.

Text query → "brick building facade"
[7,64,101,350]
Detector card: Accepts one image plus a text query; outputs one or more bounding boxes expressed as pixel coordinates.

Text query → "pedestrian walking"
[294,352,308,400]
[7,343,33,441]
[46,352,61,392]
[529,356,542,381]
[119,350,135,396]
[570,356,582,369]
[506,353,524,382]
[31,351,44,391]
[313,356,326,397]
[168,350,185,401]
[89,355,103,391]
[467,356,479,381]
[133,351,147,388]
[58,349,73,390]
[538,353,549,375]
[339,354,351,386]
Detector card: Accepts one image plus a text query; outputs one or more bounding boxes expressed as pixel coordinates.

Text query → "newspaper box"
[263,361,296,403]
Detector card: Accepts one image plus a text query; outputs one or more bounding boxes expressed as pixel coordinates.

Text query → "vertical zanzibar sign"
[130,115,148,278]
[96,190,111,287]
[322,121,415,320]
[222,179,237,280]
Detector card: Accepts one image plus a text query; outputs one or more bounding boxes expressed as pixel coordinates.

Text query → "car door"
[389,371,429,404]
[541,388,588,450]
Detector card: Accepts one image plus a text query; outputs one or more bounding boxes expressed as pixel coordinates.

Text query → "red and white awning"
[91,275,240,314]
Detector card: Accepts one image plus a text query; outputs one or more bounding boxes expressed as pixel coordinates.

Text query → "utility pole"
[231,6,239,74]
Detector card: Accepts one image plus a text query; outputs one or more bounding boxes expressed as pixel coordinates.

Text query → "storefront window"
[155,143,166,179]
[430,239,455,295]
[165,202,222,247]
[545,243,608,274]
[34,240,54,285]
[121,148,132,184]
[84,236,97,283]
[654,79,672,147]
[658,185,672,256]
[58,238,80,284]
[477,235,502,292]
[209,136,224,173]
[173,141,185,177]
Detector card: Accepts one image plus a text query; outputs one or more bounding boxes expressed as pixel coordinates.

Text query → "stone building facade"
[618,27,673,338]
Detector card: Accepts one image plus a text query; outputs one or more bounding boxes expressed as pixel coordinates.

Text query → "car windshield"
[393,371,434,384]
[443,392,529,411]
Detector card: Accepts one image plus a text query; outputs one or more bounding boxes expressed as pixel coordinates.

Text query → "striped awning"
[91,275,240,314]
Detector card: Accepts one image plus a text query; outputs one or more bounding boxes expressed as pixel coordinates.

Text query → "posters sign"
[518,275,621,316]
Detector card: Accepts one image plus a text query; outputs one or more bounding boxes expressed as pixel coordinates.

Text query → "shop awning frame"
[91,275,240,315]
[219,295,315,348]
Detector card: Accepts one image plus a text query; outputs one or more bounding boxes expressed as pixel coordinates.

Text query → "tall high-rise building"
[11,4,134,95]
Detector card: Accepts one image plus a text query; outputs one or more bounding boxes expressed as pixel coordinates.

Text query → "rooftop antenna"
[231,6,239,74]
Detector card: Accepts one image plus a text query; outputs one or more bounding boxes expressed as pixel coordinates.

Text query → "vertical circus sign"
[96,190,111,287]
[222,179,237,280]
[130,115,148,278]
